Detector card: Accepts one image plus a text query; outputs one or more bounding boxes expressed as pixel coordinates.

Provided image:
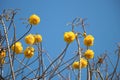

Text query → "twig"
[10,24,32,48]
[97,69,103,80]
[110,49,120,79]
[45,50,66,79]
[14,57,36,76]
[76,35,82,80]
[1,18,15,80]
[38,44,69,79]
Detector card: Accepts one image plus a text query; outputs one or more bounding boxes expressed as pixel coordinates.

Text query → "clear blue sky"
[0,0,120,79]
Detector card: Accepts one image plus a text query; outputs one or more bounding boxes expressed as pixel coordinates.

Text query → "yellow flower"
[84,49,94,59]
[11,42,23,54]
[11,42,22,47]
[34,34,42,43]
[84,35,94,46]
[72,58,88,69]
[24,47,34,58]
[72,61,80,69]
[0,59,5,64]
[13,46,23,54]
[29,14,40,25]
[25,34,35,45]
[0,51,6,59]
[15,42,22,46]
[80,58,88,68]
[64,31,76,43]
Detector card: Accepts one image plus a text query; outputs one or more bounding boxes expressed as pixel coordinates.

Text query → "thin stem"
[38,44,69,79]
[76,35,82,80]
[15,57,36,76]
[52,54,78,78]
[1,18,15,80]
[110,50,120,79]
[88,61,93,80]
[87,63,90,80]
[10,24,32,48]
[97,70,103,80]
[12,20,16,65]
[1,10,16,45]
[45,51,65,79]
[48,49,67,80]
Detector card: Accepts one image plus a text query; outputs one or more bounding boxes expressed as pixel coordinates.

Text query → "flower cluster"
[80,58,88,68]
[10,14,42,59]
[72,32,94,69]
[25,34,42,45]
[23,14,41,58]
[24,33,42,58]
[11,42,23,54]
[0,51,6,64]
[83,34,94,60]
[25,34,35,45]
[72,61,80,69]
[72,58,88,69]
[24,47,34,58]
[34,34,42,44]
[84,35,94,47]
[64,31,76,43]
[84,49,94,59]
[29,14,40,25]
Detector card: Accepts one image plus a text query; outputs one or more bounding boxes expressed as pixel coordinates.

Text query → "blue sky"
[0,0,120,79]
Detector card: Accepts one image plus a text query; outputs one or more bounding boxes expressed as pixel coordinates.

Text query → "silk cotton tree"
[0,9,120,80]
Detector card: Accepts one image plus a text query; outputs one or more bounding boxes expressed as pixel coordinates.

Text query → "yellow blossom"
[25,34,35,45]
[24,47,34,58]
[84,35,94,46]
[11,42,22,47]
[11,42,23,54]
[29,14,40,25]
[64,31,76,43]
[34,34,42,43]
[14,42,22,46]
[80,58,88,68]
[0,51,6,59]
[72,58,88,69]
[72,61,80,69]
[84,49,94,59]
